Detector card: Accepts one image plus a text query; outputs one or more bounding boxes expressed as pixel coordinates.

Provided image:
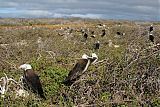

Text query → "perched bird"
[69,28,73,34]
[149,33,154,43]
[91,31,96,38]
[19,64,46,100]
[80,29,85,34]
[101,29,106,37]
[115,31,125,38]
[149,25,153,33]
[94,41,100,50]
[116,31,121,35]
[83,33,88,40]
[91,31,94,35]
[63,53,98,86]
[91,35,96,38]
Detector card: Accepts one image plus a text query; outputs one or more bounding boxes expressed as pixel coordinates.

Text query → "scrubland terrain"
[0,18,160,107]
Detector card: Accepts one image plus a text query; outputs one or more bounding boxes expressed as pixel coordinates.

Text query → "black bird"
[90,31,96,38]
[149,33,154,43]
[101,29,106,37]
[149,25,153,33]
[116,31,121,35]
[91,35,96,38]
[63,53,98,86]
[84,33,88,39]
[94,41,100,50]
[91,31,94,35]
[19,64,46,100]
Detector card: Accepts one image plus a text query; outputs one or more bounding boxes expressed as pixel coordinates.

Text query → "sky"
[0,0,159,21]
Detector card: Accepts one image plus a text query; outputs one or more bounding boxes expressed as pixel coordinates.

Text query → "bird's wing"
[24,70,43,94]
[66,59,88,81]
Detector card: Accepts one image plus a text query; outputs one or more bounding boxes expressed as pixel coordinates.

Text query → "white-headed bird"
[149,25,153,33]
[19,64,46,100]
[63,53,98,86]
[149,33,154,43]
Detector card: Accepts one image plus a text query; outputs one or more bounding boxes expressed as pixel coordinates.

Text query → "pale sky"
[0,0,159,21]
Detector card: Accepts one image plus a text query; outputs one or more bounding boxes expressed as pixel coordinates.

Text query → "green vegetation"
[0,18,160,106]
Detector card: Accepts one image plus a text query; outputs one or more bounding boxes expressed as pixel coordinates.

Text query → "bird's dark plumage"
[23,69,46,100]
[94,41,100,50]
[149,25,153,32]
[116,32,121,35]
[63,53,98,86]
[149,34,154,43]
[101,29,106,37]
[63,59,89,86]
[91,31,94,35]
[84,33,88,39]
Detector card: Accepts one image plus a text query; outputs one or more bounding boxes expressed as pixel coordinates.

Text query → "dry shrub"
[0,19,160,106]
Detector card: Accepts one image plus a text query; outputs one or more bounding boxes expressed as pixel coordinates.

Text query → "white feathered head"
[19,64,32,71]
